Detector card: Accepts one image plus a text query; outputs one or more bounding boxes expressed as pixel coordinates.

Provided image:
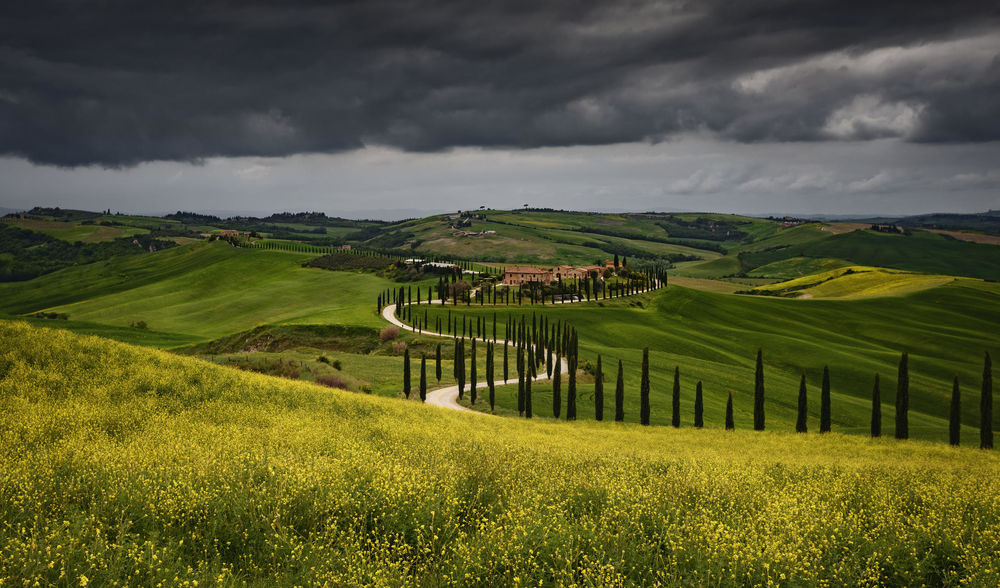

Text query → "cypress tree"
[503,343,509,383]
[546,343,553,378]
[640,347,650,426]
[796,371,808,433]
[457,339,466,400]
[950,375,961,446]
[871,373,882,438]
[435,344,442,382]
[525,371,532,418]
[982,352,993,450]
[517,348,525,416]
[594,355,604,421]
[553,354,562,418]
[487,342,496,411]
[470,339,477,405]
[895,352,909,440]
[820,365,831,433]
[725,392,735,430]
[753,349,765,431]
[403,348,411,399]
[567,351,577,421]
[671,366,681,428]
[694,381,704,428]
[419,355,427,403]
[615,359,625,422]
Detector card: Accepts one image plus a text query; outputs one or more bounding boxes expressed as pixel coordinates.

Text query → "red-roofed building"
[502,266,553,285]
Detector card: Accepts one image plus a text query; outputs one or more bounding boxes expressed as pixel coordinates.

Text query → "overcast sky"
[1,0,998,218]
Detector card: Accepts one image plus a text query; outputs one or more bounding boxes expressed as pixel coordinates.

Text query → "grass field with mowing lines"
[749,266,959,299]
[413,281,1000,441]
[0,241,436,342]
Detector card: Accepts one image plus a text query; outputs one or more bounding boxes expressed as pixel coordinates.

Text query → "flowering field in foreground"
[2,320,1000,586]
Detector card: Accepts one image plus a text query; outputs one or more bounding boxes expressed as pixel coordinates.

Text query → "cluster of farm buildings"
[403,257,619,285]
[501,260,617,285]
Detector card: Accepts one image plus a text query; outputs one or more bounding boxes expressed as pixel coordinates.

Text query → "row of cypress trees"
[376,267,666,314]
[399,308,994,447]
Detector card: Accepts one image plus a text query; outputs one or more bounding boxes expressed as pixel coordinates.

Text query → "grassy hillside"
[747,266,958,299]
[415,281,1000,441]
[360,210,749,265]
[738,228,1000,280]
[0,241,427,342]
[3,321,1000,585]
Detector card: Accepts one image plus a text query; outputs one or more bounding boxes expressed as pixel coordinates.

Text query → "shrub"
[332,359,342,371]
[317,355,330,364]
[392,341,408,354]
[380,325,399,342]
[316,375,348,390]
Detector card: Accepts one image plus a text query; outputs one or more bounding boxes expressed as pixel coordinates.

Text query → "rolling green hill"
[736,227,1000,280]
[415,280,999,441]
[3,321,1000,585]
[0,240,431,342]
[357,210,766,265]
[746,266,959,299]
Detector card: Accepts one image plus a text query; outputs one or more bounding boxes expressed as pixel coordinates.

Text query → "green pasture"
[411,280,1000,441]
[0,241,434,343]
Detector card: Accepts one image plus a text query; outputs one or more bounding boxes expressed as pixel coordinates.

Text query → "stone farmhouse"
[502,264,606,285]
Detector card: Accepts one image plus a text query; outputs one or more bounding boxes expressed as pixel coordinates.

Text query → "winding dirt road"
[381,301,567,412]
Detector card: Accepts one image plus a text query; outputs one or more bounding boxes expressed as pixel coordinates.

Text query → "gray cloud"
[3,139,998,217]
[0,0,998,167]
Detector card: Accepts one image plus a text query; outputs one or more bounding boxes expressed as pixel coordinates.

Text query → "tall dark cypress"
[820,365,831,433]
[640,347,650,426]
[671,366,681,428]
[517,348,525,416]
[594,355,604,421]
[694,381,704,428]
[435,344,442,382]
[950,375,961,446]
[567,339,577,421]
[419,355,427,403]
[546,343,553,378]
[503,343,509,383]
[487,342,496,411]
[553,354,562,418]
[525,370,533,418]
[871,373,882,438]
[895,352,909,440]
[457,339,466,400]
[403,348,411,399]
[725,392,735,430]
[796,371,808,433]
[470,339,477,405]
[753,349,765,431]
[615,360,624,421]
[982,352,993,450]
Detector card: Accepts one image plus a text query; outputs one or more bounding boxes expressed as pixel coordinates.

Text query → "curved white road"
[382,301,568,412]
[381,284,658,412]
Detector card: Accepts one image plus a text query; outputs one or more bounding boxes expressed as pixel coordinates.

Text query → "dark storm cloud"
[0,0,998,167]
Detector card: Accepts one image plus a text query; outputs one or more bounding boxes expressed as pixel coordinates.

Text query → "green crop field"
[737,228,1000,280]
[747,266,960,299]
[2,218,151,243]
[360,210,739,265]
[3,321,1000,586]
[0,241,433,342]
[412,279,1000,441]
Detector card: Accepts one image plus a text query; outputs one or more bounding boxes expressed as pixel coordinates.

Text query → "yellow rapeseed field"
[2,320,1000,586]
